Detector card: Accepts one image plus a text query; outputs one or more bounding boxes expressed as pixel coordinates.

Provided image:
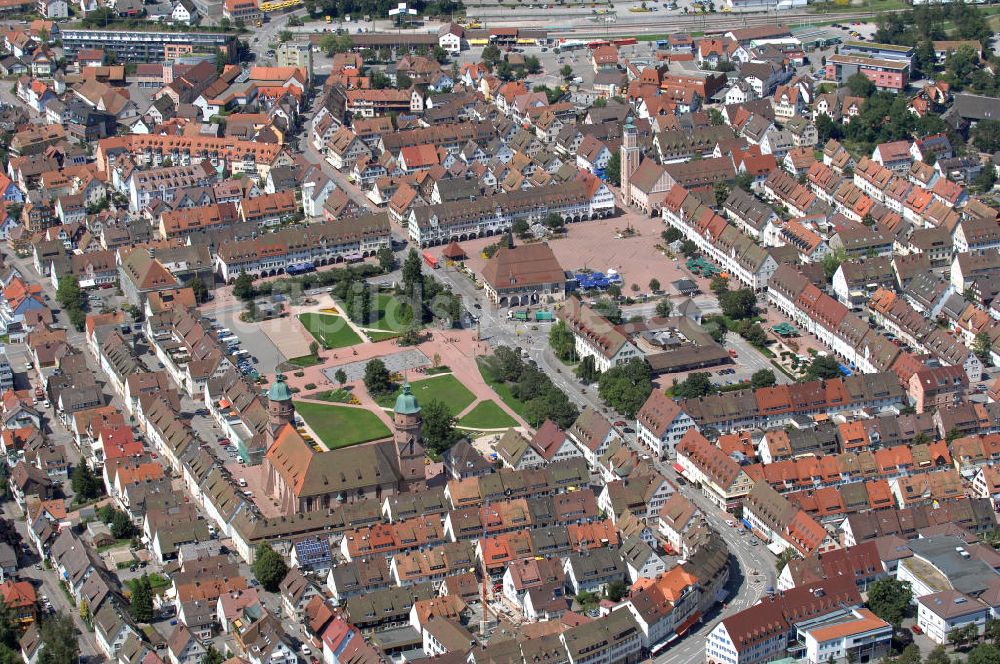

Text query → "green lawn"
[458,400,518,429]
[477,359,530,420]
[294,400,392,449]
[367,293,416,332]
[375,374,476,415]
[298,312,363,349]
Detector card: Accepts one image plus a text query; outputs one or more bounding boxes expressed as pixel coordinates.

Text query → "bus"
[286,262,316,275]
[423,251,439,269]
[587,39,611,49]
[612,37,637,46]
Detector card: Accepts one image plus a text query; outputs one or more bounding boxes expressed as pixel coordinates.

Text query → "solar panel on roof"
[294,538,332,564]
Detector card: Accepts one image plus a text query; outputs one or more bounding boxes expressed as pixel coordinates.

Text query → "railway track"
[549,8,898,36]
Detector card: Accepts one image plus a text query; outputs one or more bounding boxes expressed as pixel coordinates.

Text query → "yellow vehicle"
[467,18,481,27]
[325,14,331,22]
[256,19,263,26]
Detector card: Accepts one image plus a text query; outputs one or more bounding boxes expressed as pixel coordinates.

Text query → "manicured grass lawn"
[477,359,530,420]
[375,374,476,415]
[367,293,416,332]
[298,312,363,349]
[366,330,401,342]
[458,400,518,430]
[294,400,391,449]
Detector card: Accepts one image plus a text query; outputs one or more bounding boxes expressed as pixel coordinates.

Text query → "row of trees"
[400,249,463,325]
[483,347,579,428]
[669,368,776,399]
[597,358,653,418]
[56,276,87,331]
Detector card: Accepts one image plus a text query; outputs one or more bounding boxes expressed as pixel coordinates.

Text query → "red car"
[614,421,626,427]
[910,625,923,635]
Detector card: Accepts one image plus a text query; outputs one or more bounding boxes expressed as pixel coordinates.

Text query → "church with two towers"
[262,374,427,515]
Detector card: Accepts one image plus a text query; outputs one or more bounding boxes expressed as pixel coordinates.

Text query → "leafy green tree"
[822,248,847,284]
[401,249,423,303]
[648,278,660,293]
[482,44,501,68]
[363,358,392,395]
[190,277,208,304]
[397,72,413,89]
[866,578,912,626]
[421,398,458,454]
[233,272,255,301]
[560,64,573,80]
[713,182,729,209]
[662,227,682,244]
[974,167,997,193]
[0,599,21,654]
[38,613,79,664]
[203,646,225,664]
[775,548,799,572]
[278,30,293,42]
[734,171,755,192]
[926,646,951,664]
[575,356,598,383]
[719,289,756,320]
[846,72,876,97]
[56,275,84,311]
[680,240,698,257]
[710,275,729,295]
[70,464,103,501]
[252,544,289,592]
[597,358,653,418]
[815,113,843,143]
[975,331,993,365]
[349,283,371,325]
[319,33,353,55]
[431,45,448,63]
[751,369,776,389]
[377,246,396,272]
[130,575,154,623]
[605,150,621,187]
[335,369,347,386]
[512,218,530,238]
[973,119,1000,153]
[805,355,843,380]
[968,643,1000,664]
[740,323,767,348]
[673,373,714,398]
[110,510,135,539]
[655,299,672,318]
[897,645,922,664]
[605,579,628,602]
[707,108,724,126]
[549,321,576,361]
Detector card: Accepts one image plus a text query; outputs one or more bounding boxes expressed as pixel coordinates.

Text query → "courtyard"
[294,400,392,449]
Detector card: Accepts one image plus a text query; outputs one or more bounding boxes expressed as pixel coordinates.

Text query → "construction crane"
[480,496,492,637]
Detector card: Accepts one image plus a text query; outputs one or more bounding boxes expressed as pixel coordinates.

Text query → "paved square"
[322,348,431,383]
